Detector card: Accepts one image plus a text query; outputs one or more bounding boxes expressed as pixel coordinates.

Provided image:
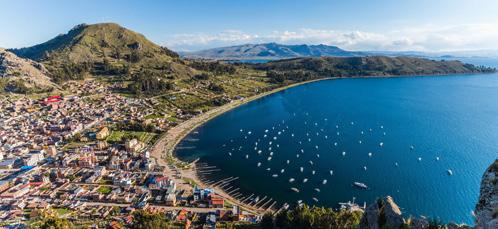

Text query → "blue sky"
[1,0,497,52]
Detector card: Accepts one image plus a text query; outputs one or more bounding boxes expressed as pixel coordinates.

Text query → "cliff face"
[475,159,498,229]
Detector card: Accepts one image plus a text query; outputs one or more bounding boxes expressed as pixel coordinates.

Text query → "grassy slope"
[256,56,495,77]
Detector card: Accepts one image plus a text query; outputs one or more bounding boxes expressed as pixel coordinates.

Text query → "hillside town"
[0,80,261,228]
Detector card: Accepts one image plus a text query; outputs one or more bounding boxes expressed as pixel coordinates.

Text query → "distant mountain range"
[181,43,498,64]
[181,43,365,60]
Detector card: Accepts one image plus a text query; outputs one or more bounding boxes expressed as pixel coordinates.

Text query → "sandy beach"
[149,78,333,214]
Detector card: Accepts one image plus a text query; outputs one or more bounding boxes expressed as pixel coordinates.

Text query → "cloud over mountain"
[164,24,498,53]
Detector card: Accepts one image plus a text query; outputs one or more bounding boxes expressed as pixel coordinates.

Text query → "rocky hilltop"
[0,48,58,93]
[9,23,192,82]
[475,159,498,229]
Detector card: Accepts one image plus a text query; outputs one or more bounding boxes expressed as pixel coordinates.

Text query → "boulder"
[410,217,429,229]
[383,196,405,228]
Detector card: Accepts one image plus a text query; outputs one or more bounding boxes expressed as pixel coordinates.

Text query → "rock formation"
[475,159,498,229]
[0,48,58,93]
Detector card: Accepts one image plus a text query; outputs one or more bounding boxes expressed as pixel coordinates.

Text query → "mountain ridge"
[181,42,364,60]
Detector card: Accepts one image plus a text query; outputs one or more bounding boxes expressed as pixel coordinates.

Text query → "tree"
[261,213,274,229]
[127,210,171,229]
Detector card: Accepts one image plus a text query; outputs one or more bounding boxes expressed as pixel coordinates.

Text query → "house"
[209,194,224,208]
[96,127,110,140]
[125,139,143,152]
[0,158,17,169]
[165,193,176,206]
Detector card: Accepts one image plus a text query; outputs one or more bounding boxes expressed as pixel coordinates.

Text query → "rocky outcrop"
[0,48,58,93]
[359,196,406,229]
[475,159,498,229]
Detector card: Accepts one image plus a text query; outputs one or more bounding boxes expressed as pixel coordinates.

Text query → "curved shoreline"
[149,77,333,213]
[149,72,492,214]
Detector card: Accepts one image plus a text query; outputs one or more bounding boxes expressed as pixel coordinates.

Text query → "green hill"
[10,23,190,82]
[254,56,496,83]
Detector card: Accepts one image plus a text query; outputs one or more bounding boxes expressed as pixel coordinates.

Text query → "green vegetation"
[106,130,157,144]
[28,211,74,229]
[255,56,496,82]
[96,186,112,194]
[269,204,362,229]
[127,210,176,229]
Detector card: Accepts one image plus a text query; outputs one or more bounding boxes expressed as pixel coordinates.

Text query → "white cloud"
[163,24,498,53]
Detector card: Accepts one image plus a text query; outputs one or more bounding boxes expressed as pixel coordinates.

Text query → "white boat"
[286,160,290,164]
[245,154,249,159]
[447,169,453,175]
[312,197,319,202]
[289,178,295,183]
[300,167,304,172]
[267,157,272,161]
[363,166,367,171]
[272,174,279,178]
[368,152,372,157]
[266,168,271,171]
[281,169,285,173]
[329,170,334,176]
[353,182,368,189]
[410,145,415,150]
[379,142,384,147]
[312,170,315,175]
[316,154,320,158]
[257,162,261,167]
[322,179,327,185]
[436,157,440,161]
[342,151,346,156]
[303,178,308,183]
[314,188,321,192]
[309,160,314,165]
[291,187,300,193]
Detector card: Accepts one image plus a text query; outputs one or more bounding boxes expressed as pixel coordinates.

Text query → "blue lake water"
[175,73,498,224]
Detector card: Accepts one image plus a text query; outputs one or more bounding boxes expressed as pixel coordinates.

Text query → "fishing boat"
[353,182,368,189]
[291,187,300,193]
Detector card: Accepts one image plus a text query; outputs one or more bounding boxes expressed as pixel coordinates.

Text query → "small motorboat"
[353,182,368,189]
[291,187,300,193]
